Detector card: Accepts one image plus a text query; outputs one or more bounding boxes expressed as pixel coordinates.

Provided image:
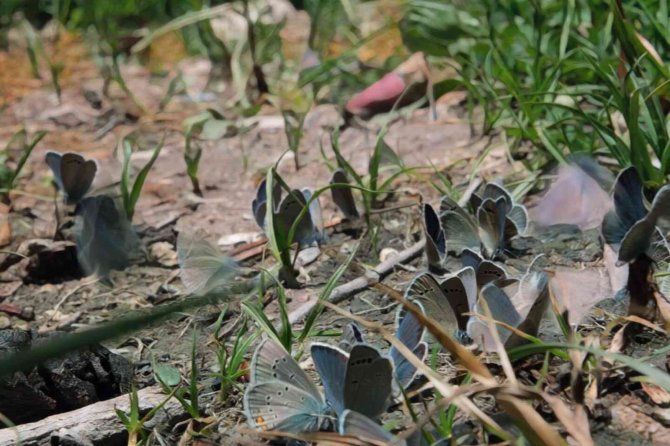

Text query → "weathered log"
[0,385,186,446]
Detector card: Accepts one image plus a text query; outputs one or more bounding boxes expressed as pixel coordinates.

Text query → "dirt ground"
[1,30,669,446]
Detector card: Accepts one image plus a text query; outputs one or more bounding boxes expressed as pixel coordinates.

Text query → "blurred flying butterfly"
[176,231,237,296]
[423,203,446,273]
[311,343,393,419]
[74,195,139,279]
[461,248,507,288]
[244,339,332,433]
[330,169,360,220]
[405,268,477,340]
[466,271,549,351]
[45,151,97,204]
[602,167,670,264]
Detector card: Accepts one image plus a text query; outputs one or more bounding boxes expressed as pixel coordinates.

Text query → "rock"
[0,329,133,424]
[0,317,10,330]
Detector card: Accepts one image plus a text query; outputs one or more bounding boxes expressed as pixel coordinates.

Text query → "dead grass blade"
[496,393,567,446]
[541,394,594,446]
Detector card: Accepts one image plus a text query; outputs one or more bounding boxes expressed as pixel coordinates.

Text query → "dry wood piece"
[0,385,186,446]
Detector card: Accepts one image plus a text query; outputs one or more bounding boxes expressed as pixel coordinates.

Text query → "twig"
[328,240,425,304]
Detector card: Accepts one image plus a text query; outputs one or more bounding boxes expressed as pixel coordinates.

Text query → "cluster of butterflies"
[44,151,139,279]
[243,308,428,441]
[423,183,529,273]
[249,168,361,248]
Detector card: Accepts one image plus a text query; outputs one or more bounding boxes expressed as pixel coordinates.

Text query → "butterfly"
[423,203,446,273]
[336,311,427,392]
[74,195,139,279]
[244,339,333,433]
[251,178,322,247]
[404,268,477,340]
[311,343,393,419]
[466,271,549,351]
[440,184,528,260]
[45,151,97,204]
[601,167,670,264]
[461,248,507,288]
[330,169,360,220]
[176,231,237,296]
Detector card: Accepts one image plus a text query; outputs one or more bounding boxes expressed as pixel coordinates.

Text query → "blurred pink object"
[530,164,611,230]
[345,52,429,119]
[345,73,406,116]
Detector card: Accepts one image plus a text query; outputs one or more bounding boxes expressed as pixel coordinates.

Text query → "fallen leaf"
[0,203,10,248]
[642,382,670,406]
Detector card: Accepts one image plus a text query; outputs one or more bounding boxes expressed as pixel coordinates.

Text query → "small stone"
[0,316,10,329]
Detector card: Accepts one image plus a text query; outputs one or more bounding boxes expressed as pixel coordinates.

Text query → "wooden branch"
[0,386,186,446]
[329,239,425,304]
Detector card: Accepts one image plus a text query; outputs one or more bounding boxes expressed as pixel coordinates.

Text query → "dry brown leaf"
[653,290,670,331]
[497,393,567,446]
[642,382,670,406]
[542,394,594,446]
[0,203,10,248]
[610,394,670,444]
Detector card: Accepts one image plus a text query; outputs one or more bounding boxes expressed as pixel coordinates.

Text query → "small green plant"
[242,272,294,350]
[120,135,165,220]
[154,332,203,421]
[282,109,308,171]
[212,309,255,401]
[21,20,63,102]
[329,127,406,225]
[115,384,177,446]
[0,127,46,204]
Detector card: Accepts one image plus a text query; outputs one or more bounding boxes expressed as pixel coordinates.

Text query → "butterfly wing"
[613,166,647,229]
[330,169,360,219]
[339,410,404,446]
[250,339,321,396]
[176,232,237,295]
[466,279,522,351]
[344,344,393,419]
[45,151,64,190]
[275,189,316,247]
[311,343,348,415]
[243,381,327,433]
[423,203,446,272]
[60,153,97,204]
[389,308,426,389]
[406,273,459,337]
[439,267,477,330]
[441,210,480,255]
[339,322,367,353]
[302,188,325,242]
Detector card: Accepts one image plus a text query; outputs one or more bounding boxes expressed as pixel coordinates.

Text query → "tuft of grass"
[120,135,165,220]
[0,127,46,204]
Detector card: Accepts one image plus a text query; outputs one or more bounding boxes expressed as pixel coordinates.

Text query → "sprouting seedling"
[1,127,46,204]
[328,127,406,225]
[115,384,177,445]
[110,55,149,114]
[283,109,307,171]
[21,20,63,102]
[120,135,165,220]
[183,124,204,197]
[440,183,528,260]
[159,72,185,111]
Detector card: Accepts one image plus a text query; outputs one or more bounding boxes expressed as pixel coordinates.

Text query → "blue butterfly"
[244,339,333,433]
